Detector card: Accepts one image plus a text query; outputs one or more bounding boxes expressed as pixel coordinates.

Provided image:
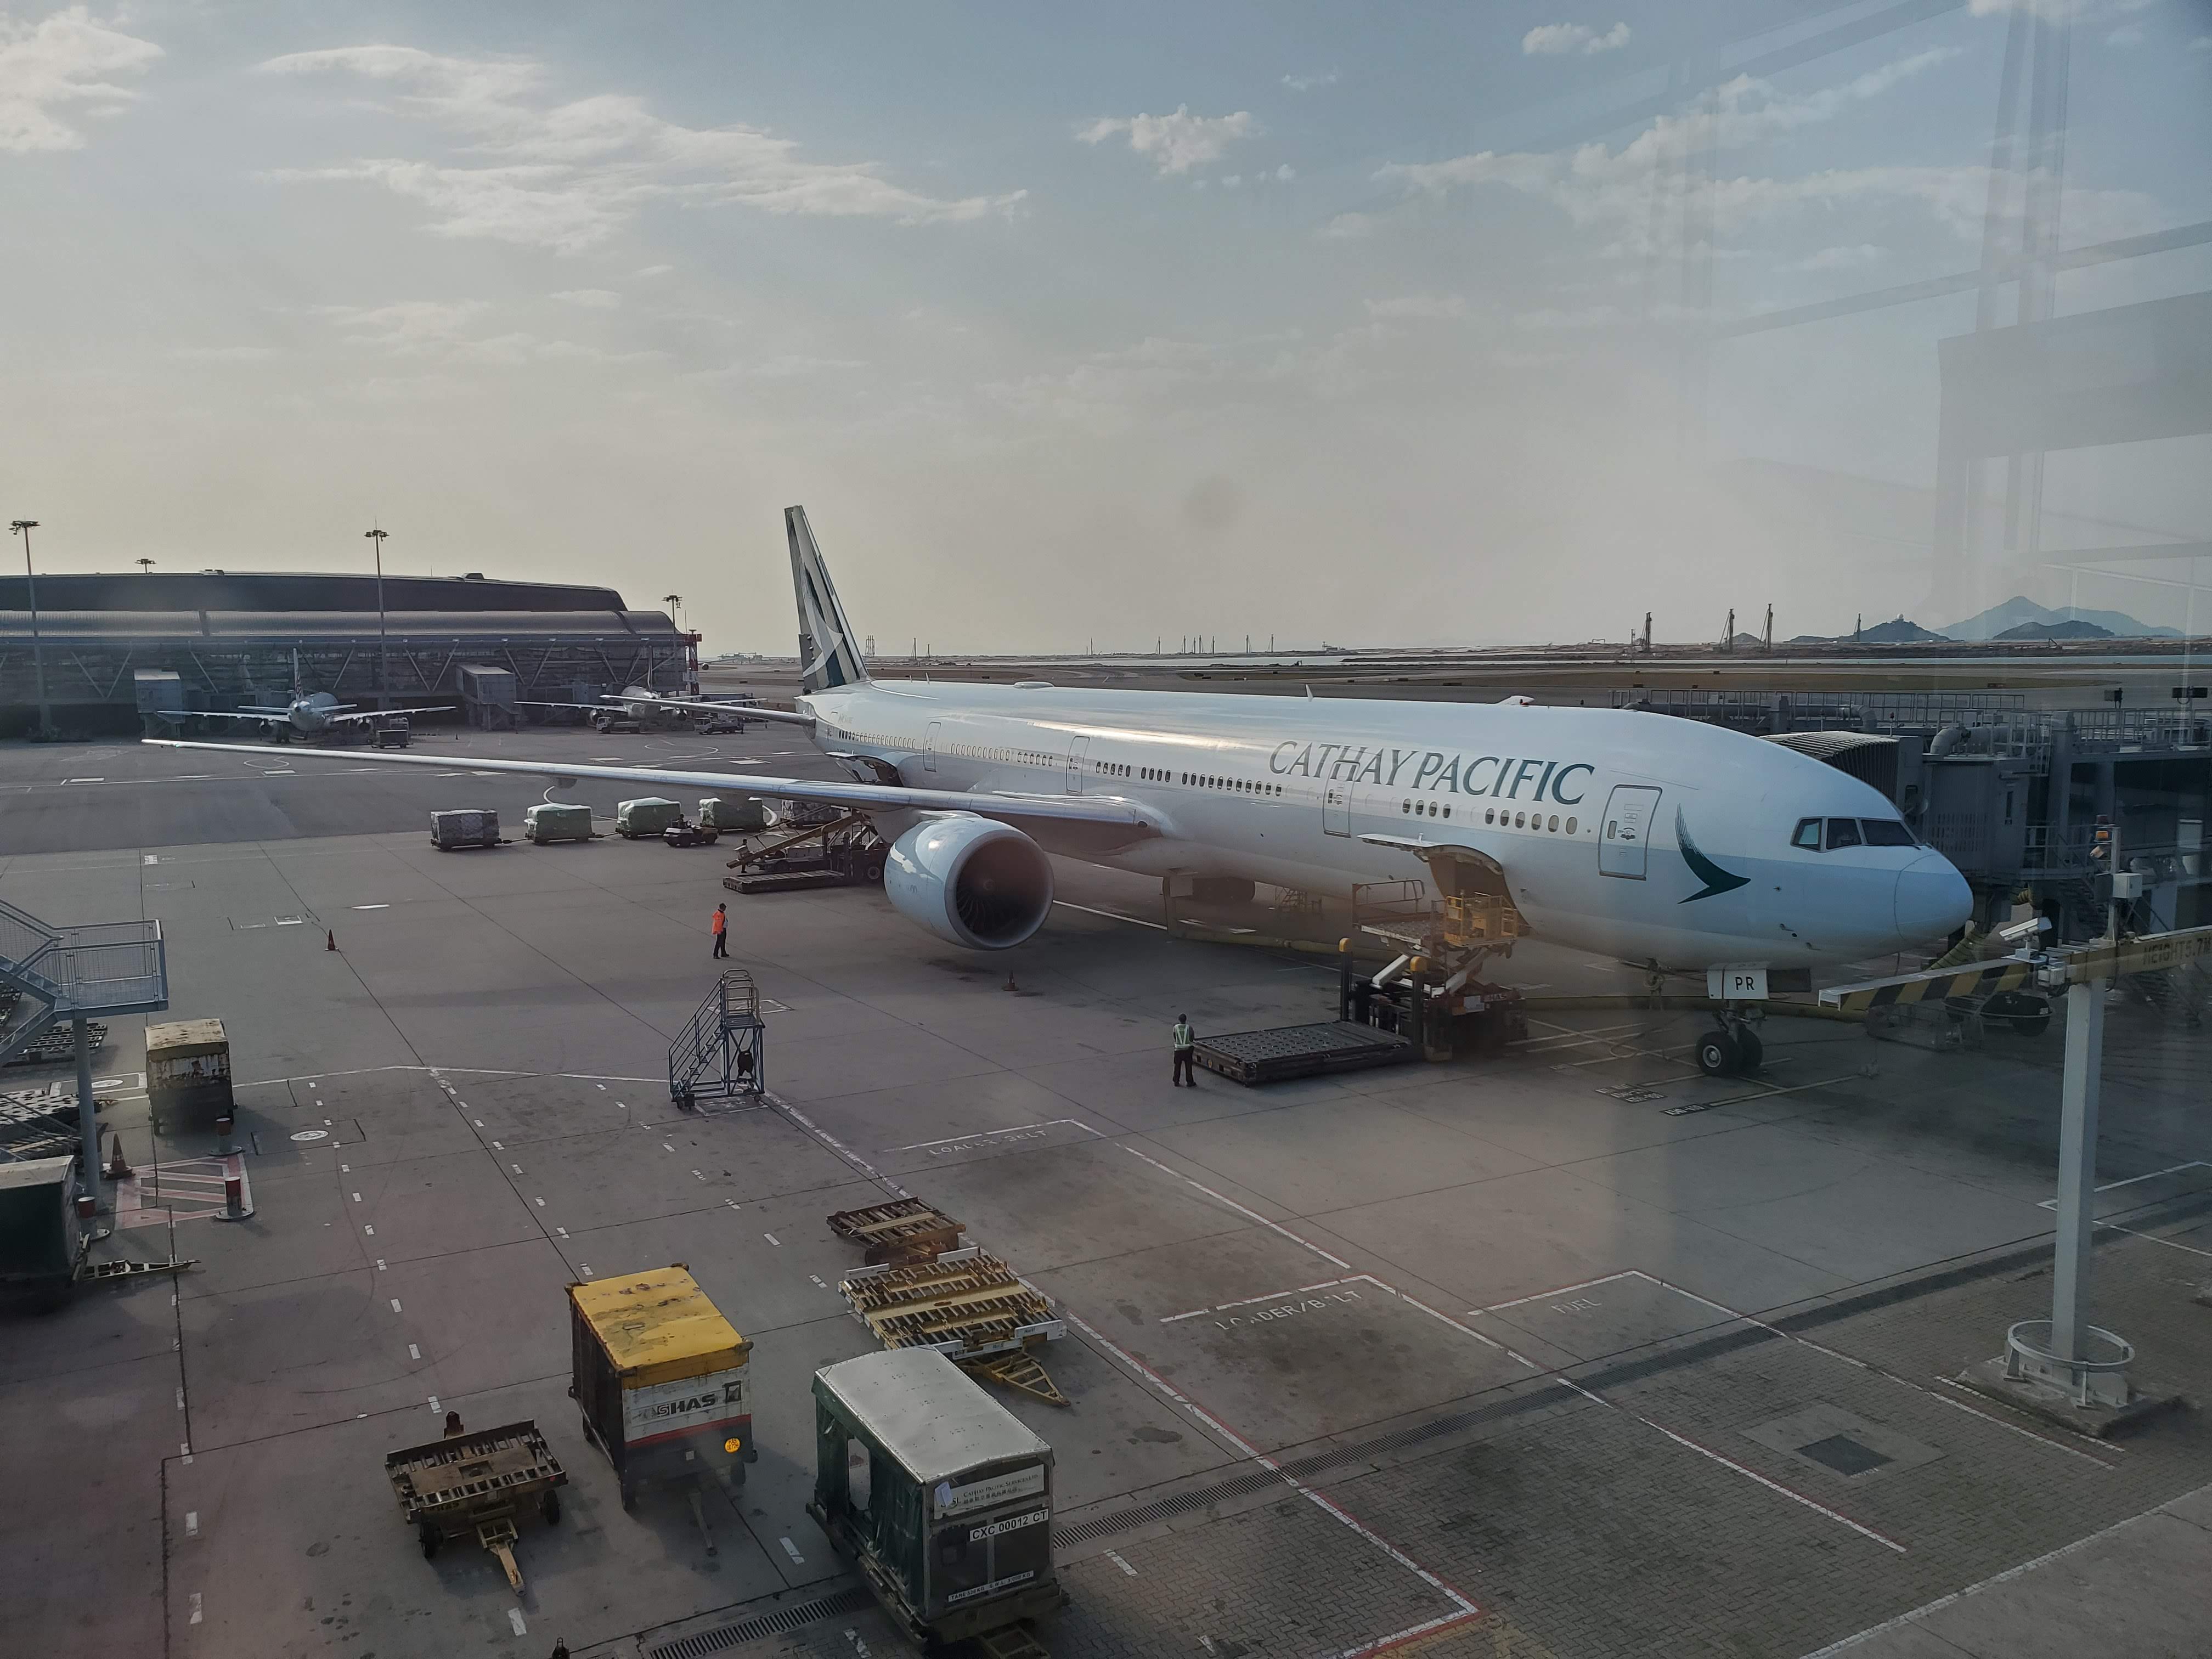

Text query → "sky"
[4,0,2210,652]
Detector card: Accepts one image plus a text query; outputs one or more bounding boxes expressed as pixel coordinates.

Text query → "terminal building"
[0,569,692,735]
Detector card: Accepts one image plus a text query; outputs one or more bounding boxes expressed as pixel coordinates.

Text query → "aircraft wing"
[140,739,1156,832]
[323,706,456,725]
[515,699,611,712]
[642,695,814,727]
[176,707,292,721]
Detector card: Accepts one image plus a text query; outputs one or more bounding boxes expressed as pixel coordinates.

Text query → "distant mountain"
[1993,619,2115,641]
[1857,616,1949,644]
[1935,595,2179,640]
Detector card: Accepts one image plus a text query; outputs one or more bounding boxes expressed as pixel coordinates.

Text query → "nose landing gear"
[1695,1011,1764,1077]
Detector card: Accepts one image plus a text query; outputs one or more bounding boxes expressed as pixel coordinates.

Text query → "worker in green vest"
[1171,1014,1195,1086]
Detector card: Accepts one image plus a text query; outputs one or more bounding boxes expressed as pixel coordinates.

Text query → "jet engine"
[883,815,1054,950]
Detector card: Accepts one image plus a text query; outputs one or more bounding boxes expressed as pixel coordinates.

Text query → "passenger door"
[1599,785,1661,878]
[1065,735,1091,794]
[1323,781,1352,837]
[923,720,942,774]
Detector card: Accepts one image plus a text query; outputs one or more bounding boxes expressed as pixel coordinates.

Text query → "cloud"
[257,45,1024,252]
[1276,163,1296,181]
[1077,105,1256,175]
[1781,243,1886,270]
[313,300,661,368]
[1281,72,1337,92]
[634,263,673,276]
[1522,21,1632,56]
[0,5,162,154]
[551,287,621,308]
[1365,294,1468,319]
[1318,211,1374,239]
[171,345,277,362]
[1368,47,2174,257]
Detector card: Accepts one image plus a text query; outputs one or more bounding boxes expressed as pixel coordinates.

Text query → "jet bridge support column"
[75,1016,100,1214]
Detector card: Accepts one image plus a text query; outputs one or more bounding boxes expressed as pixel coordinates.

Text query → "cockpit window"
[1824,817,1863,850]
[1791,818,1822,851]
[1860,819,1916,847]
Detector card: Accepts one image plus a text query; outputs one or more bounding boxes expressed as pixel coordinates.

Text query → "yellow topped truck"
[567,1265,755,1525]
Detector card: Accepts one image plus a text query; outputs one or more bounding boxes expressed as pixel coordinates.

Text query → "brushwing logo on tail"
[1675,807,1749,903]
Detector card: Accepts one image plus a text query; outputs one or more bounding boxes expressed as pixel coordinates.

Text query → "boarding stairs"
[0,899,168,1069]
[667,969,766,1111]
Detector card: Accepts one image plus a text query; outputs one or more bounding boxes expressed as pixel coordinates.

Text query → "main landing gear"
[1695,1012,1764,1077]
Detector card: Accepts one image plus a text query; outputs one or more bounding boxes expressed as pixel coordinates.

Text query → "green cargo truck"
[616,798,682,838]
[524,803,595,844]
[809,1349,1061,1648]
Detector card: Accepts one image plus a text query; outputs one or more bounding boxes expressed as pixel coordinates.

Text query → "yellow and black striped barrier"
[1820,958,2034,1014]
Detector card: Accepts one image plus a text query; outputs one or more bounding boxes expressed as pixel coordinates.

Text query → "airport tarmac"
[1,726,2208,1659]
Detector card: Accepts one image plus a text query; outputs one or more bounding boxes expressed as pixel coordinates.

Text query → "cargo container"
[568,1265,754,1510]
[430,809,500,850]
[524,803,594,844]
[698,797,771,833]
[0,1156,79,1310]
[616,798,682,838]
[809,1348,1060,1648]
[145,1018,233,1133]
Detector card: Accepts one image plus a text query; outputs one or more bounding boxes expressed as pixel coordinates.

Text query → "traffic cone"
[326,929,336,951]
[104,1133,132,1182]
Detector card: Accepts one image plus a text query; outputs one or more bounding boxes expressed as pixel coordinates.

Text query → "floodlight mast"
[365,526,389,702]
[10,520,50,738]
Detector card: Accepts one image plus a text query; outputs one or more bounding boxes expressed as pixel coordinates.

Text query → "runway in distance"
[150,508,1973,974]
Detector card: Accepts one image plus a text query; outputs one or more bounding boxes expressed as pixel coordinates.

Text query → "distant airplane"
[519,687,763,731]
[153,508,1972,1075]
[167,651,453,741]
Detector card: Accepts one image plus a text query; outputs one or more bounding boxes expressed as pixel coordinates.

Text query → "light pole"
[10,521,50,738]
[663,595,685,692]
[364,526,388,704]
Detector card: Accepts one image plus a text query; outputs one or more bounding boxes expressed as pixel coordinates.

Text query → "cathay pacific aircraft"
[150,507,1971,1057]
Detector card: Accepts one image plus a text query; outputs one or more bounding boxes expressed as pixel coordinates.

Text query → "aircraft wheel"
[1695,1029,1739,1077]
[1734,1028,1763,1073]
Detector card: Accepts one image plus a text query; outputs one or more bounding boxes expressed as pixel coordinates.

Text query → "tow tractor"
[662,817,720,849]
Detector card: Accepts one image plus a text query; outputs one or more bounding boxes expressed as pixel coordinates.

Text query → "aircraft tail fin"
[787,507,870,694]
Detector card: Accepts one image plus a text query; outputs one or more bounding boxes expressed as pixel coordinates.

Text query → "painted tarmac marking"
[351,1193,361,1203]
[1105,1550,1138,1576]
[473,1120,483,1127]
[408,1345,421,1361]
[779,1537,805,1565]
[189,1592,202,1625]
[363,1225,374,1237]
[555,1226,568,1238]
[763,1233,781,1246]
[1052,900,1167,930]
[507,1608,528,1637]
[390,1299,402,1313]
[185,1511,198,1537]
[510,1163,522,1174]
[663,1142,674,1152]
[352,903,389,911]
[428,1396,439,1413]
[579,1265,592,1277]
[1063,1305,1482,1640]
[1476,1271,1638,1314]
[176,1387,185,1410]
[533,1196,545,1207]
[375,1258,386,1270]
[144,854,159,865]
[887,1118,1094,1154]
[1118,1143,1351,1271]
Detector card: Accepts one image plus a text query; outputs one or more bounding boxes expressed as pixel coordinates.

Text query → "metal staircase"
[0,898,168,1183]
[667,969,766,1111]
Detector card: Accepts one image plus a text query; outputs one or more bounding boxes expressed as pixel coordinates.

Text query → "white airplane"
[163,651,454,741]
[518,686,760,730]
[150,507,1972,1071]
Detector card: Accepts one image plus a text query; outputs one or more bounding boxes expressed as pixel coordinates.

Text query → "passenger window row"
[1178,772,1282,796]
[1401,799,1577,835]
[1792,816,1920,851]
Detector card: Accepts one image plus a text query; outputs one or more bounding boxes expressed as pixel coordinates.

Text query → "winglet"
[787,507,870,694]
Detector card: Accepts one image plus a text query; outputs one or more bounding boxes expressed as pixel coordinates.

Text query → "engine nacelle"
[883,815,1054,950]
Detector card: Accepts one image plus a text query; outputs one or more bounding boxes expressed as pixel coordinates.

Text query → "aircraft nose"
[1895,853,1972,943]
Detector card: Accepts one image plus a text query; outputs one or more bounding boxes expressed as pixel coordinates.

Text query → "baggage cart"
[698,797,771,833]
[524,803,595,844]
[827,1195,964,1265]
[809,1349,1062,1649]
[616,798,682,838]
[568,1265,755,1515]
[145,1018,233,1133]
[430,808,500,850]
[384,1417,566,1592]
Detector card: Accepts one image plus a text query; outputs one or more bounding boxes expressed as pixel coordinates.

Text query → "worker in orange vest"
[711,902,729,959]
